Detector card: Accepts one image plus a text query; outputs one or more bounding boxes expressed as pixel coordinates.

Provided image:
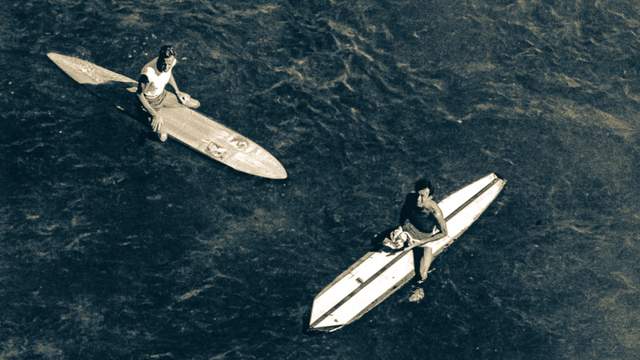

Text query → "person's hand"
[177,92,191,104]
[151,114,164,133]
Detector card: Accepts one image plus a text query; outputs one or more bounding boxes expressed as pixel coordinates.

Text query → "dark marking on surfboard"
[204,140,227,159]
[230,136,249,150]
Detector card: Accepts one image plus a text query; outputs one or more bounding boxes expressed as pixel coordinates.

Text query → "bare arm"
[137,75,163,133]
[137,92,157,117]
[432,203,448,236]
[421,198,447,236]
[137,75,157,116]
[168,73,181,95]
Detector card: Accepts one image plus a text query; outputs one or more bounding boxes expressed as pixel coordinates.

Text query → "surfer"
[383,179,448,302]
[137,45,200,141]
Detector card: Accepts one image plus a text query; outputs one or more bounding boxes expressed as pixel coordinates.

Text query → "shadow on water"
[79,80,179,148]
[79,80,146,122]
[56,75,279,182]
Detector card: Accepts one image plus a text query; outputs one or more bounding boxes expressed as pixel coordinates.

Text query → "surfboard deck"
[47,52,287,180]
[309,173,506,332]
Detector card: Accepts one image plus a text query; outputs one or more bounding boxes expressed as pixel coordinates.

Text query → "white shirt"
[141,59,172,98]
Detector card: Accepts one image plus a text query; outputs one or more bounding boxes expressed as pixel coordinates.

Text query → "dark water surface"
[1,1,639,359]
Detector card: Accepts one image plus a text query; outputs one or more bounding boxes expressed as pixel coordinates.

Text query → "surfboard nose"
[227,149,287,179]
[250,163,287,180]
[269,161,287,180]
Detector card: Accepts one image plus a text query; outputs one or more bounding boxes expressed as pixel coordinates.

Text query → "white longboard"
[47,52,287,180]
[309,173,506,332]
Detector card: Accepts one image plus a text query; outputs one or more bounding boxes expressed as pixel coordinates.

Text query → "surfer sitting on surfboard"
[383,179,448,302]
[137,45,200,142]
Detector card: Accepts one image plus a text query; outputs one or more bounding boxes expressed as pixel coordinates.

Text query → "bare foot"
[409,287,425,303]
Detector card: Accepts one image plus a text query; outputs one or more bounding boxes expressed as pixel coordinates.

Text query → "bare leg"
[164,92,200,109]
[161,92,182,108]
[409,246,434,303]
[418,246,434,282]
[146,93,179,141]
[408,231,446,249]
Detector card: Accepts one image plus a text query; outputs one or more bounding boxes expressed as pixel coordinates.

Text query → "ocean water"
[1,1,639,359]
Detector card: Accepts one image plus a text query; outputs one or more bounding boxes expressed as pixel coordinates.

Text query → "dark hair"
[159,45,176,59]
[157,45,176,72]
[414,178,434,194]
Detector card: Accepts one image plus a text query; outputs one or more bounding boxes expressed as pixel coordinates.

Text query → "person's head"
[414,179,433,194]
[157,45,177,72]
[414,178,433,205]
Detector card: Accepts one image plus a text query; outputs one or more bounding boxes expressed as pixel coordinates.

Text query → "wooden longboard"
[309,173,506,331]
[47,52,287,180]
